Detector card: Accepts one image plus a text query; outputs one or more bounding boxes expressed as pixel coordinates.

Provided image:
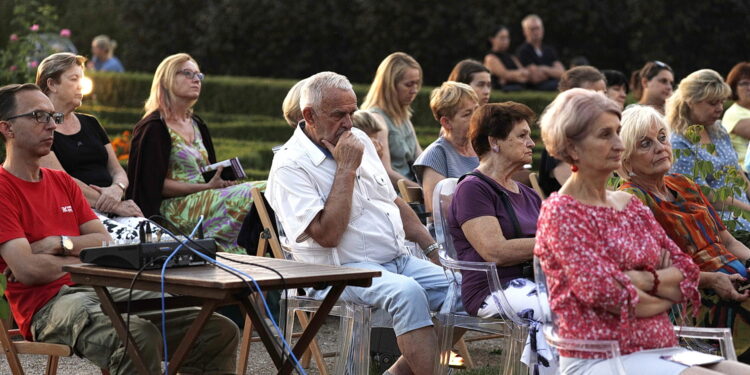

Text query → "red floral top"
[534,193,700,358]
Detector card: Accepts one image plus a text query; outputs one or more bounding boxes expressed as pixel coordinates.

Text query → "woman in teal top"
[362,52,423,188]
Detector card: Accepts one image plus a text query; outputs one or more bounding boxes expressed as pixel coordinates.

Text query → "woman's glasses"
[177,70,205,81]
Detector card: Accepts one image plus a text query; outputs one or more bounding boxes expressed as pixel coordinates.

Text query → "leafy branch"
[673,124,750,232]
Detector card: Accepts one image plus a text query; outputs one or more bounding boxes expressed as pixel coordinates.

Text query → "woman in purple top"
[447,102,542,320]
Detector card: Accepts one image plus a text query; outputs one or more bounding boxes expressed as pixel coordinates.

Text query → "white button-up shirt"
[267,125,406,265]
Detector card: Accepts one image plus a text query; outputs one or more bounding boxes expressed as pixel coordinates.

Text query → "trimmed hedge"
[88,72,558,130]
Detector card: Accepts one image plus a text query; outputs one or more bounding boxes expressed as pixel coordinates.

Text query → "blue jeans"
[333,254,460,336]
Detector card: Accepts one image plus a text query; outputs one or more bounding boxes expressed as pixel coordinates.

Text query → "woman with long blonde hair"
[362,52,423,188]
[127,53,265,253]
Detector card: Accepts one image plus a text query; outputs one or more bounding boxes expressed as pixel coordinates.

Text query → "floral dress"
[160,123,266,253]
[670,126,750,231]
[534,193,700,359]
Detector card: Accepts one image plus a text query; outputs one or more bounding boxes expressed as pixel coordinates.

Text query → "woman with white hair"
[533,88,734,374]
[667,69,750,232]
[618,104,750,360]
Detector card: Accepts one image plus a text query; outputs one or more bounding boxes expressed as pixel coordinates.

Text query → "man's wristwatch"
[423,242,442,257]
[60,235,74,256]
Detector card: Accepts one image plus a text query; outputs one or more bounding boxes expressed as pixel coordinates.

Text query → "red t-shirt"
[0,167,97,339]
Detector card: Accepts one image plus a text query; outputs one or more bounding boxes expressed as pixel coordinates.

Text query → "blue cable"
[184,245,308,375]
[152,219,307,375]
[159,216,203,372]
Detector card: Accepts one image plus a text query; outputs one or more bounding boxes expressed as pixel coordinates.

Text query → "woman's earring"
[491,145,499,152]
[570,164,579,172]
[628,171,636,177]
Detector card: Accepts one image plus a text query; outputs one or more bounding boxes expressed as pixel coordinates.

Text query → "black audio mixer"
[79,238,217,270]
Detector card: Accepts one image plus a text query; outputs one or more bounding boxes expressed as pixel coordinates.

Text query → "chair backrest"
[397,179,424,204]
[432,178,527,326]
[398,179,430,225]
[529,172,546,199]
[432,178,458,261]
[533,256,626,373]
[246,187,284,259]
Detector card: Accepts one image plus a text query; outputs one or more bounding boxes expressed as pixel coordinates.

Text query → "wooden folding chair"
[237,187,329,375]
[397,179,423,204]
[0,309,72,375]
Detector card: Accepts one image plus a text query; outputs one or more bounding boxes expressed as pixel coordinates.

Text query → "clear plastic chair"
[532,256,737,375]
[280,243,394,375]
[431,178,529,375]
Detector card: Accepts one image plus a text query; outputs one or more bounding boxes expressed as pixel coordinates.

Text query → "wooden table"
[64,253,380,375]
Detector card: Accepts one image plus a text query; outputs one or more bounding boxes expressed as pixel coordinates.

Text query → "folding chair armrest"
[13,341,72,357]
[674,325,737,360]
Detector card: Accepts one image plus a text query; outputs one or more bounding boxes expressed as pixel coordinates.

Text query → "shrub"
[87,72,558,129]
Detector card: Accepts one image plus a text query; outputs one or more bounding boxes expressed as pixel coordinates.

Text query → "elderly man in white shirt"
[267,72,457,375]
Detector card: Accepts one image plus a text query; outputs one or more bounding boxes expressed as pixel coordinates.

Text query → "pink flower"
[9,34,18,41]
[59,29,71,37]
[9,66,17,72]
[29,24,39,32]
[28,61,38,69]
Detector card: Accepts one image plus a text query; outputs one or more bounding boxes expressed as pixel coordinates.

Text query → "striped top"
[412,137,478,183]
[620,174,739,273]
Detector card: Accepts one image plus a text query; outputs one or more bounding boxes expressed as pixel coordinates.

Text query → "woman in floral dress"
[535,88,749,374]
[127,53,265,253]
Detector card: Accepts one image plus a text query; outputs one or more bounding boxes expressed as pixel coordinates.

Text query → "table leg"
[238,297,284,367]
[167,299,220,375]
[93,286,151,375]
[279,284,346,375]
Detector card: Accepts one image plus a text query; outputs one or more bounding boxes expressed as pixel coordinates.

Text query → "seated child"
[353,110,385,158]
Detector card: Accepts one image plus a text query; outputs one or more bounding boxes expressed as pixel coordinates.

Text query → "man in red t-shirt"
[0,84,238,374]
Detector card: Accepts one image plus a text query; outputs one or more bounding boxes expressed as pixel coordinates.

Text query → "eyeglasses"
[737,81,750,87]
[4,111,63,124]
[177,70,205,81]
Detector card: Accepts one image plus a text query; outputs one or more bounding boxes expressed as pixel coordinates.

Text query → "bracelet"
[423,242,441,257]
[115,182,126,191]
[642,265,660,295]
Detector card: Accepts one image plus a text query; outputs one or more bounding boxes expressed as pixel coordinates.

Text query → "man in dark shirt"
[516,14,565,91]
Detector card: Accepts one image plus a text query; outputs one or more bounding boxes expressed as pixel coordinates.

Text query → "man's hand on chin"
[323,131,363,171]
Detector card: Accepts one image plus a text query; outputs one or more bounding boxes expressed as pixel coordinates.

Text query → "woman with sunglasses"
[36,52,149,242]
[629,61,674,115]
[127,53,265,253]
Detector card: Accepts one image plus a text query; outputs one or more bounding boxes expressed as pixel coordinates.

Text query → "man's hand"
[29,236,62,255]
[322,131,363,172]
[112,199,145,217]
[90,184,122,213]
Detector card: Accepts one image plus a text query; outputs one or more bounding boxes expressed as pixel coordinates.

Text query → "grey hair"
[539,88,621,164]
[619,105,670,181]
[299,72,353,112]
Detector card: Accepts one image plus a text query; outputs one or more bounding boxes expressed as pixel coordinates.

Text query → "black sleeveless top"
[487,51,523,89]
[488,51,519,71]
